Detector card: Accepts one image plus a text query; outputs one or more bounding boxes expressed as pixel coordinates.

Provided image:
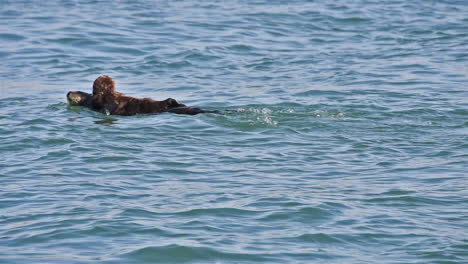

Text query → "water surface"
[1,1,467,263]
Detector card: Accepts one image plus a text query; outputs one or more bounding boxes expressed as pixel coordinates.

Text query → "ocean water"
[1,0,467,263]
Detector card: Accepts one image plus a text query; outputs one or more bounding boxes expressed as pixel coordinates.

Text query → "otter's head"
[93,75,115,97]
[67,91,92,106]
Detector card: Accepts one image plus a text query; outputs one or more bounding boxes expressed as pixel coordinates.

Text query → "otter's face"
[67,91,92,106]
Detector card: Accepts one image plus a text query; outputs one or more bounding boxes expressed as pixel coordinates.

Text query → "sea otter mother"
[67,75,216,115]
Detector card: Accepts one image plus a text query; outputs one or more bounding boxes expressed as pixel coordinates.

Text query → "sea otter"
[67,75,217,115]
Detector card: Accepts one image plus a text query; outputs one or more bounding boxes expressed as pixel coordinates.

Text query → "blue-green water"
[1,1,467,263]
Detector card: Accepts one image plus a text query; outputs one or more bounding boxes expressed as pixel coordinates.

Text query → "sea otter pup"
[67,75,216,115]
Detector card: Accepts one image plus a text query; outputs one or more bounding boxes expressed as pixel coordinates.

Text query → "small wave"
[0,33,26,41]
[257,206,335,223]
[229,44,257,52]
[289,233,344,244]
[122,244,273,263]
[174,207,262,217]
[19,118,52,126]
[363,195,455,207]
[334,16,371,24]
[183,51,221,62]
[97,45,146,56]
[83,155,134,163]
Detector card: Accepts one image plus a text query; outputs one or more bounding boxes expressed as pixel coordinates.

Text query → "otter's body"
[67,76,217,116]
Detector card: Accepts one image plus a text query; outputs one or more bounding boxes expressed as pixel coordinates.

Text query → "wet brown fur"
[90,75,186,116]
[67,75,216,116]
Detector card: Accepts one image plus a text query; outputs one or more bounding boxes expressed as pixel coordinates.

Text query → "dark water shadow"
[94,117,119,126]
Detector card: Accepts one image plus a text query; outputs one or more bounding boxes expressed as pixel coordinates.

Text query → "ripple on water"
[1,0,467,263]
[0,33,27,41]
[121,244,275,263]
